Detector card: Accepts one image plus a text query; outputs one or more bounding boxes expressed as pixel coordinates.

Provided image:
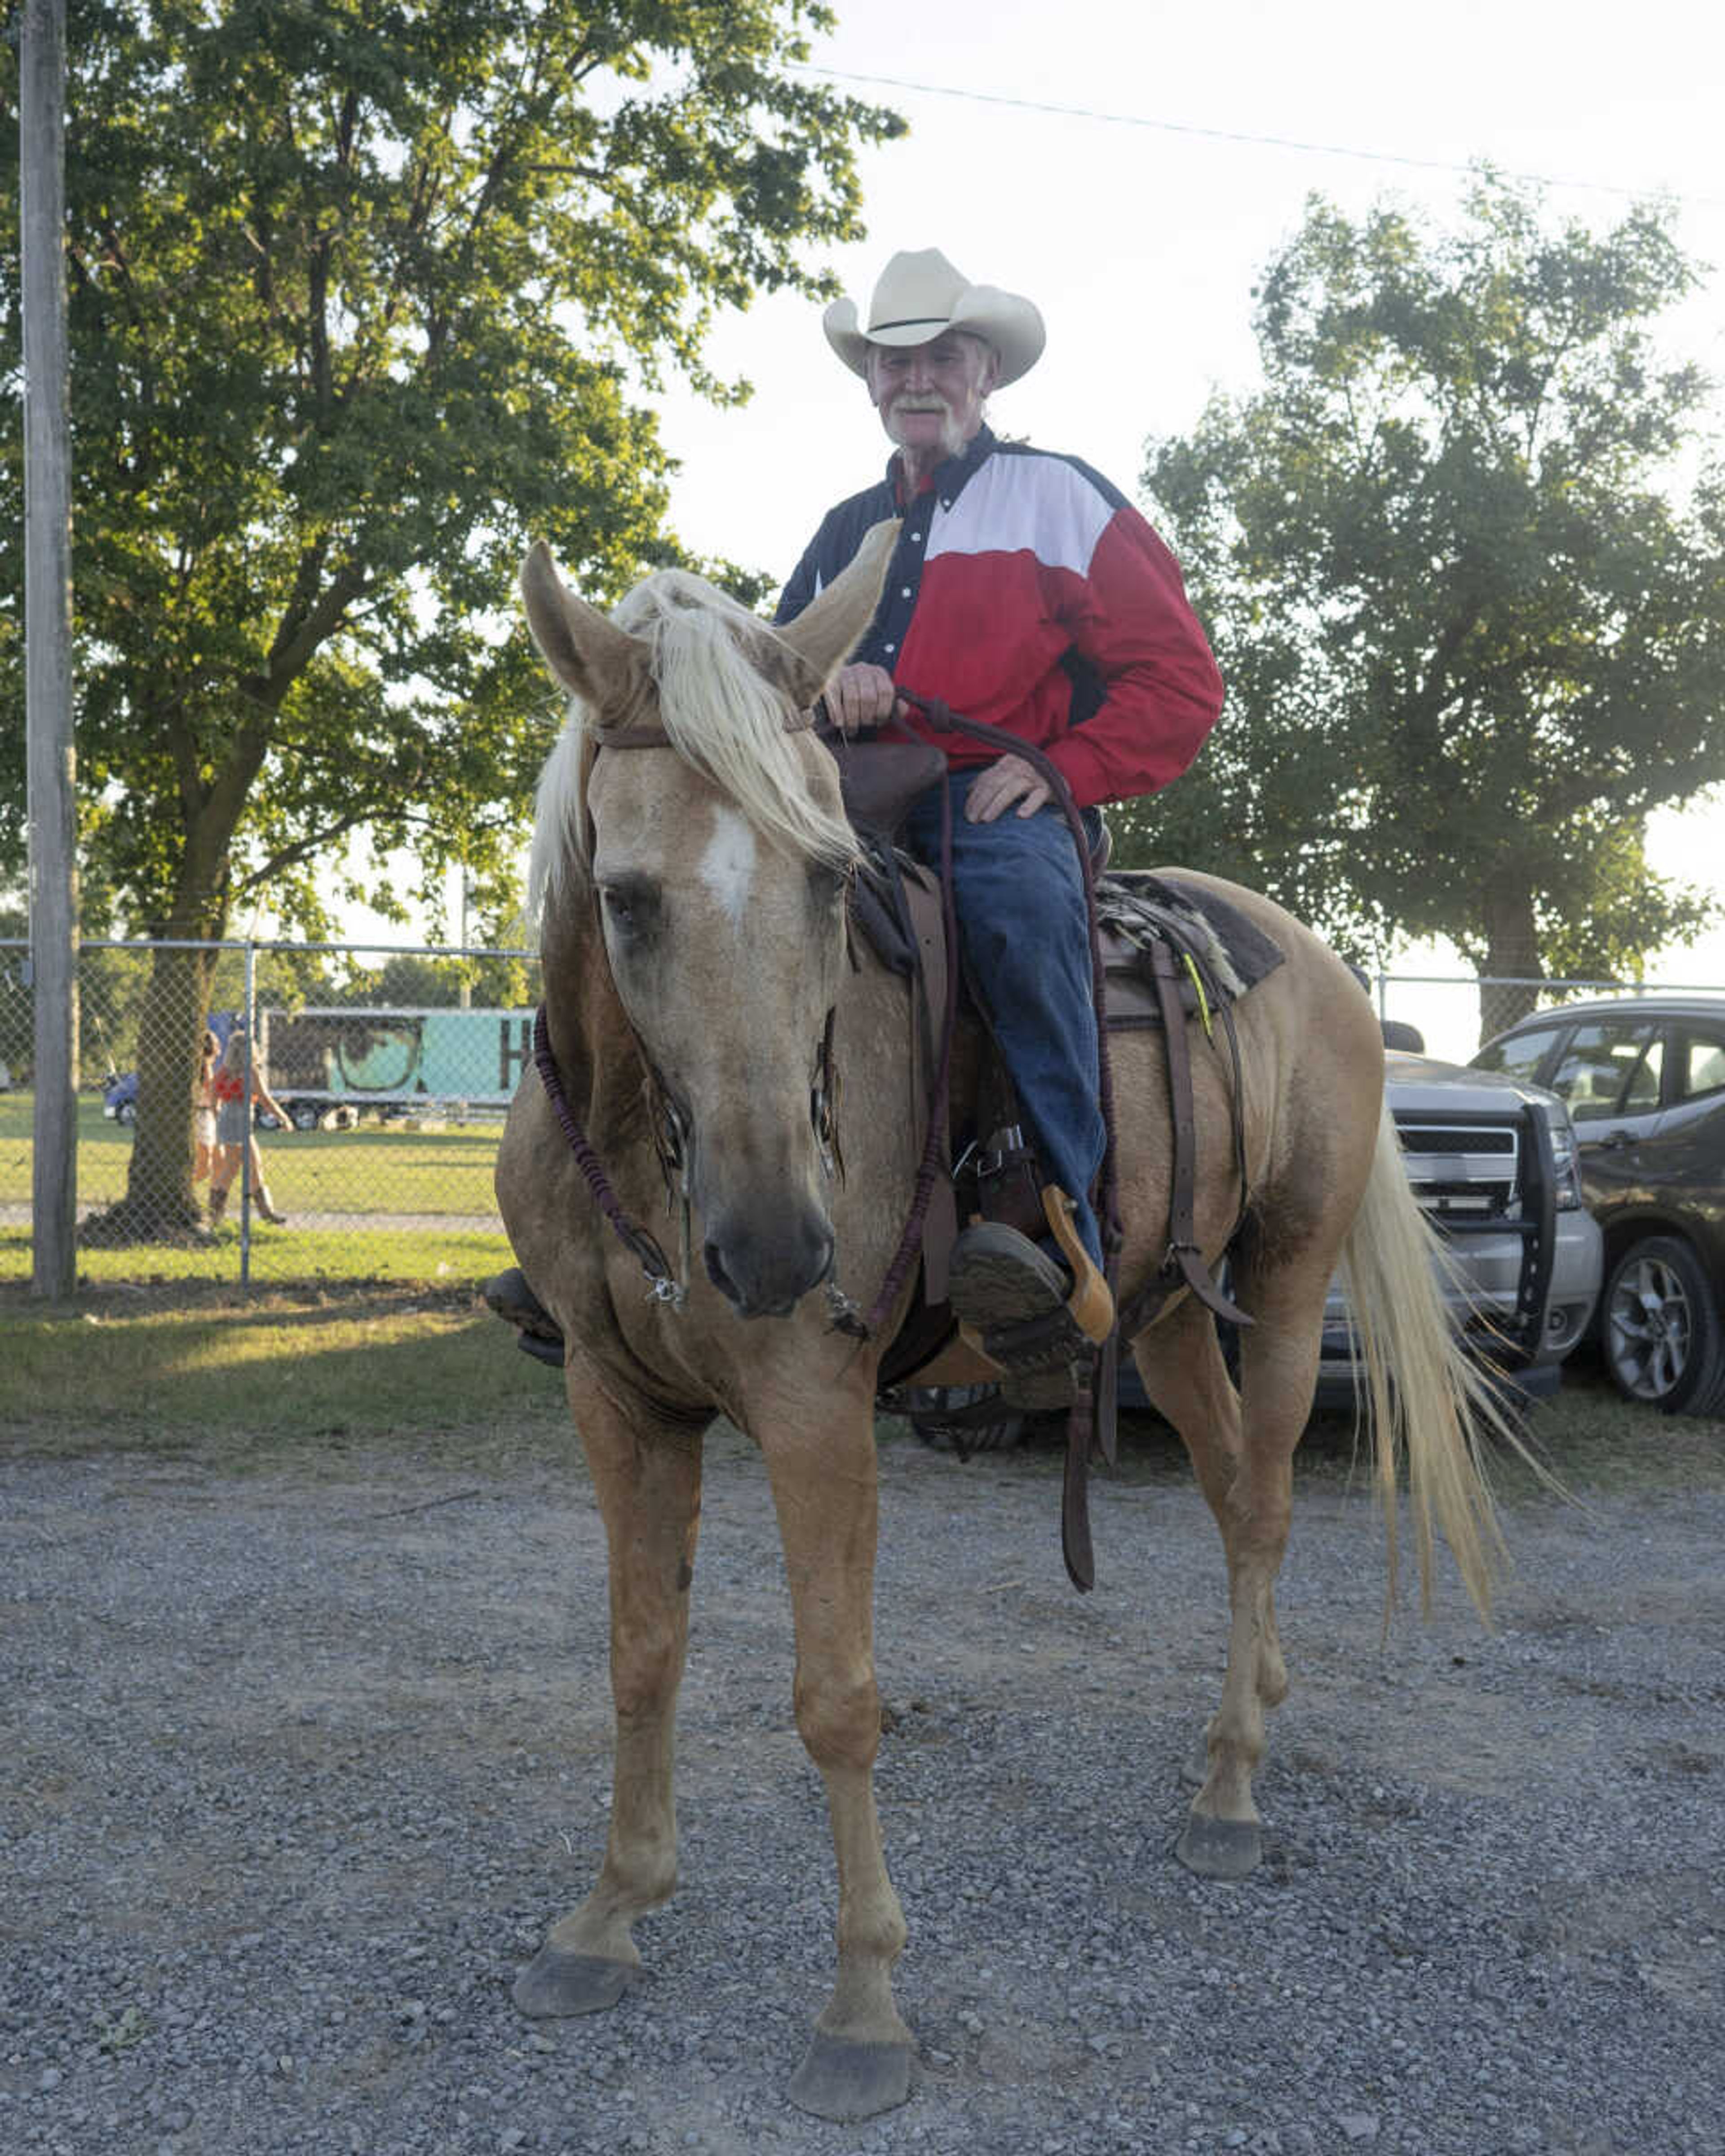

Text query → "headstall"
[532,716,867,1333]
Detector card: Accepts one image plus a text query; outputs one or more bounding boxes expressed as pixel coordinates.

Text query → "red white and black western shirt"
[774,426,1224,809]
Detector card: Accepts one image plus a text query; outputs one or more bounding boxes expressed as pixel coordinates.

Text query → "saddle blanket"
[1095,870,1284,1029]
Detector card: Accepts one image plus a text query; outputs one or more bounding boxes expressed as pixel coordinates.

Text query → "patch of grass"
[0,1278,577,1475]
[0,1092,506,1215]
[1510,1359,1725,1497]
[0,1225,515,1289]
[1069,1366,1725,1505]
[5,1274,1721,1505]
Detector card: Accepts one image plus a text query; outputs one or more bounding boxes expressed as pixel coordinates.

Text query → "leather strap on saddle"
[1148,940,1254,1329]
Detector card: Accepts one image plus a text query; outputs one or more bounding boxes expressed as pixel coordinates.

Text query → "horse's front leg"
[758,1378,911,2122]
[513,1370,705,2018]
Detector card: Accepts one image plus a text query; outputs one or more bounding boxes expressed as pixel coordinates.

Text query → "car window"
[1473,1023,1562,1083]
[1621,1034,1664,1112]
[1676,1030,1725,1103]
[1550,1020,1656,1123]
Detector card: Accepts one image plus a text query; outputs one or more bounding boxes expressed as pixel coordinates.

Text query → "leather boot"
[482,1268,566,1370]
[207,1185,228,1227]
[252,1184,288,1226]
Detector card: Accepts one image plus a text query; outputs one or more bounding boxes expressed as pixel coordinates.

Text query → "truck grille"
[1393,1118,1521,1220]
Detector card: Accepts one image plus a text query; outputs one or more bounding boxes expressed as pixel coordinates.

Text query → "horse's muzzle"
[702,1202,836,1319]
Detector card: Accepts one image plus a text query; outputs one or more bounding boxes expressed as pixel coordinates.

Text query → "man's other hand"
[964,753,1052,822]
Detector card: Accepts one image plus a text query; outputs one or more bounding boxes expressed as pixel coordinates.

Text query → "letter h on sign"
[500,1016,534,1090]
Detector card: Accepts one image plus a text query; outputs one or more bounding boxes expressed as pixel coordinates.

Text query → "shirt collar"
[888,423,996,509]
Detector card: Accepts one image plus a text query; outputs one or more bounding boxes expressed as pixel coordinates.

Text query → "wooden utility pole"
[22,0,79,1298]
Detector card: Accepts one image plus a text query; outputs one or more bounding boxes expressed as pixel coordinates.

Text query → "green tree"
[0,0,899,1238]
[1135,177,1725,1035]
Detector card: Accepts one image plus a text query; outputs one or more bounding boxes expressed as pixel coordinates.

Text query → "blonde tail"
[1336,1102,1521,1622]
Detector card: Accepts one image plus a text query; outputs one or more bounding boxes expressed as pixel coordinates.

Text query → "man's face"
[865,331,998,462]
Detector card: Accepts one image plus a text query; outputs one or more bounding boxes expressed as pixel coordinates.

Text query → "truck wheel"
[1602,1235,1725,1414]
[289,1101,322,1131]
[906,1384,1024,1455]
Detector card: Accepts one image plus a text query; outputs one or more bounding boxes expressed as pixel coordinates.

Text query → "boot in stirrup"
[948,1188,1114,1411]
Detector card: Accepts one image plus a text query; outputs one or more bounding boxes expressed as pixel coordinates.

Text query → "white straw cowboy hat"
[823,248,1046,387]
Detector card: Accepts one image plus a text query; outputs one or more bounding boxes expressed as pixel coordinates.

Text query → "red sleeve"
[1041,505,1224,809]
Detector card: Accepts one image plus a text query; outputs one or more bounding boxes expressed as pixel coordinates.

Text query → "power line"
[793,63,1724,210]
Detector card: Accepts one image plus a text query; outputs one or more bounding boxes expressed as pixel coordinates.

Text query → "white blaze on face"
[698,804,757,934]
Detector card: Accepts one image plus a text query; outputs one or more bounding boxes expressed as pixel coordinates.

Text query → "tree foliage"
[0,0,900,1234]
[1132,177,1725,1004]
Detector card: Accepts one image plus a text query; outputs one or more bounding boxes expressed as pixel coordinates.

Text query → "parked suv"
[1473,995,1725,1414]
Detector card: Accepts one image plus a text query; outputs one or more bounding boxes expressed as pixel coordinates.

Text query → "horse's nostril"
[703,1213,834,1318]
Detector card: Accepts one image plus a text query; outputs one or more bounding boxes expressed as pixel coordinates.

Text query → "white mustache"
[891,395,951,414]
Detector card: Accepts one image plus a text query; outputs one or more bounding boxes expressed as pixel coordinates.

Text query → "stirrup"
[949,1191,1115,1407]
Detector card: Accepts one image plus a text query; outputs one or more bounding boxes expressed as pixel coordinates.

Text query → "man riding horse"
[489,246,1224,1394]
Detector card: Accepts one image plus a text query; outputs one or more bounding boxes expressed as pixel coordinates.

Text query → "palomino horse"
[494,522,1508,2121]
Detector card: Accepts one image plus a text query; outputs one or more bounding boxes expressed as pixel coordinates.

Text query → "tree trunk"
[80,813,231,1246]
[80,941,220,1245]
[1477,871,1544,1046]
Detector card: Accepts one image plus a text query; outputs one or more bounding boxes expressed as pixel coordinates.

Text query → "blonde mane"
[529,570,857,916]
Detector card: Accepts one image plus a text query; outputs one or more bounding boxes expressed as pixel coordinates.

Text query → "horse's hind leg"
[1132,1286,1310,1880]
[513,1379,705,2018]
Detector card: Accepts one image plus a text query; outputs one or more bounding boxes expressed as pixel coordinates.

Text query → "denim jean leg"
[904,772,1106,1268]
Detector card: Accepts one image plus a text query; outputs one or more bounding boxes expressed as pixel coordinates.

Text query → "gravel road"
[4,1422,1722,2156]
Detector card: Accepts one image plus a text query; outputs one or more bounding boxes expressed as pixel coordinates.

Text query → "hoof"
[512,1944,636,2019]
[1176,1811,1262,1880]
[787,2034,912,2122]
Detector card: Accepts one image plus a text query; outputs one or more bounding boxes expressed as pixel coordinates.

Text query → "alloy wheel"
[1606,1251,1695,1402]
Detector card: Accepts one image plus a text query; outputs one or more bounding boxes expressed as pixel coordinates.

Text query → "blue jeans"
[903,771,1105,1268]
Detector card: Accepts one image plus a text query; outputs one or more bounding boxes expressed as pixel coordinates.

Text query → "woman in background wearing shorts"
[208,1029,291,1227]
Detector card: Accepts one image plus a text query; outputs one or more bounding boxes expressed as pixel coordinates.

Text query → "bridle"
[531,716,866,1331]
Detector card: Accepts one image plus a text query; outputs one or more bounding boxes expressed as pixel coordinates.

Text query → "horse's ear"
[520,541,648,718]
[771,518,901,700]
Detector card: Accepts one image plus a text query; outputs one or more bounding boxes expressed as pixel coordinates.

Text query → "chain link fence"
[2,938,540,1291]
[4,937,1722,1293]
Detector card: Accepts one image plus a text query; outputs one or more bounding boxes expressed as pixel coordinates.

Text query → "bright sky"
[382,0,1725,1056]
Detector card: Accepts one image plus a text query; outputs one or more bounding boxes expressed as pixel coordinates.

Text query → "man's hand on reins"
[963,752,1052,822]
[814,679,1053,822]
[823,663,899,733]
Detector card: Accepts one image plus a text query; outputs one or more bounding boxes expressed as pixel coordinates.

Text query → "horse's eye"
[600,881,654,936]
